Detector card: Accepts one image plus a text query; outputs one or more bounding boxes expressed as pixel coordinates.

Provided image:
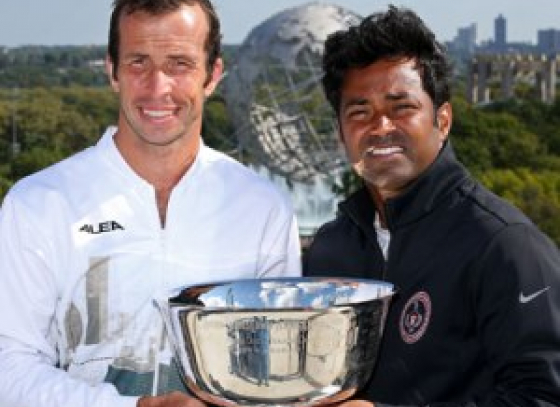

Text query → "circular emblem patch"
[400,291,431,344]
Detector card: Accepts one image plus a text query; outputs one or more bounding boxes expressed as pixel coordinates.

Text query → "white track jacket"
[0,127,301,407]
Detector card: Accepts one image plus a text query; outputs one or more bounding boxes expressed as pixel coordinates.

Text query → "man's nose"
[372,114,396,134]
[146,69,173,96]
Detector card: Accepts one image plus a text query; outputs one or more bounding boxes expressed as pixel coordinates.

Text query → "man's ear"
[436,102,452,141]
[105,55,119,93]
[204,57,224,98]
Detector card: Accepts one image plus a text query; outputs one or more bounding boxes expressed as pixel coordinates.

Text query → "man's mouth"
[363,145,404,157]
[141,108,176,119]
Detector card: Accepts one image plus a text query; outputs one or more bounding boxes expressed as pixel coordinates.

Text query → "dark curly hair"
[322,5,452,113]
[108,0,221,81]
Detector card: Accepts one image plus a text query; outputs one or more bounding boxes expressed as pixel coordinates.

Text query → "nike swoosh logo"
[519,286,550,304]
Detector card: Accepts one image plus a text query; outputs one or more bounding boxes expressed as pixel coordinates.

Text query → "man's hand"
[137,392,208,407]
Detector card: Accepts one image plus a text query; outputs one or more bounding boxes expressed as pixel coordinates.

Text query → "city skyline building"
[538,29,560,55]
[494,14,507,51]
[452,23,477,55]
[450,12,557,60]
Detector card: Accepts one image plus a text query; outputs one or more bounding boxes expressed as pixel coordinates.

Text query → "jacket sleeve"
[378,223,560,407]
[469,223,560,407]
[0,192,139,407]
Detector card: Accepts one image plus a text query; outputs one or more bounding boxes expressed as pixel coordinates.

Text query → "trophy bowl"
[157,277,395,406]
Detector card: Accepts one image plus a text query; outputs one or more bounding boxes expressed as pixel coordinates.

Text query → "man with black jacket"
[304,6,560,407]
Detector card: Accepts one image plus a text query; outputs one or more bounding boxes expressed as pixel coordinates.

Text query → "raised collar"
[96,126,206,196]
[339,141,472,232]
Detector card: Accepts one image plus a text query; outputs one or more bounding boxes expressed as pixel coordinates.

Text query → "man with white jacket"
[0,1,301,406]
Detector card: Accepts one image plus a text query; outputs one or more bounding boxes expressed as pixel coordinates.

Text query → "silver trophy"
[156,277,395,406]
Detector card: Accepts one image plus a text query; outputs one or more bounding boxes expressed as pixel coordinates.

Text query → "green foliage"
[0,86,117,184]
[0,45,108,88]
[202,94,237,153]
[452,96,542,172]
[0,160,12,198]
[10,146,67,180]
[0,177,12,198]
[479,169,560,244]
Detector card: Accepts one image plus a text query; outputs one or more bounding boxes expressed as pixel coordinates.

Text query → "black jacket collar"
[339,141,473,233]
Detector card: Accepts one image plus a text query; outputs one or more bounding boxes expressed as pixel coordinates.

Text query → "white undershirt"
[374,212,391,260]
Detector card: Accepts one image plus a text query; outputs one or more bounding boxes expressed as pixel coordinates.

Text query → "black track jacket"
[304,142,560,407]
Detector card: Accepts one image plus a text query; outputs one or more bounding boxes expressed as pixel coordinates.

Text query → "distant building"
[475,14,536,56]
[446,23,478,74]
[538,29,560,55]
[452,23,477,55]
[495,14,507,52]
[467,53,559,104]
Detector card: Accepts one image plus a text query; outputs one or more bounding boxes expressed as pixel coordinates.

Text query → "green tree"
[0,86,117,188]
[479,169,560,244]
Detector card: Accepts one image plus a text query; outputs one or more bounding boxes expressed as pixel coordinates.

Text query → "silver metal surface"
[156,277,395,406]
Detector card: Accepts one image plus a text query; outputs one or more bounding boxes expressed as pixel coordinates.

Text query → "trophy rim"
[167,276,396,310]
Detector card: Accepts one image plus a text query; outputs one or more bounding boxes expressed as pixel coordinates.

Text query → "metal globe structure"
[222,2,362,184]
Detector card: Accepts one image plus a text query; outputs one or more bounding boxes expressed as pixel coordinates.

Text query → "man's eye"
[390,104,414,116]
[173,60,187,67]
[395,104,415,111]
[128,58,147,71]
[167,59,194,74]
[347,110,368,120]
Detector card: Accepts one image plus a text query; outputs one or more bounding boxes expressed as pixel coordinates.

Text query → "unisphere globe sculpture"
[222,2,362,183]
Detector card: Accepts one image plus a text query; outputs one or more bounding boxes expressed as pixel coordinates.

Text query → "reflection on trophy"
[156,277,395,406]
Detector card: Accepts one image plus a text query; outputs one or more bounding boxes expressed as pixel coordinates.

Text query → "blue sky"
[1,0,559,47]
